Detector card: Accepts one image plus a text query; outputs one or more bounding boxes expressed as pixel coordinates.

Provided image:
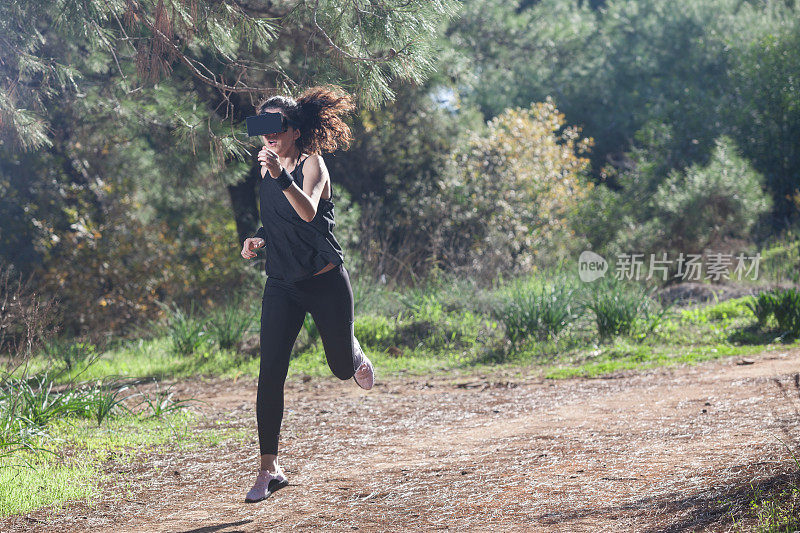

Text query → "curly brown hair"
[256,85,356,155]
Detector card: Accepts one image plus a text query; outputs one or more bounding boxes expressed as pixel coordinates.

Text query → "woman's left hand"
[257,146,283,179]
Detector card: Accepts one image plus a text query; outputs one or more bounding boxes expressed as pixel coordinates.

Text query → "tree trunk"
[227,163,261,245]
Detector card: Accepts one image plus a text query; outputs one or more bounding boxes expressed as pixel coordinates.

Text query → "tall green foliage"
[451,0,800,228]
[1,0,460,152]
[646,136,772,253]
[324,80,482,283]
[0,0,459,336]
[725,18,800,225]
[582,135,772,265]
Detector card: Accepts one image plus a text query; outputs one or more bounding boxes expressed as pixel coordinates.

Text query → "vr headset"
[245,111,301,137]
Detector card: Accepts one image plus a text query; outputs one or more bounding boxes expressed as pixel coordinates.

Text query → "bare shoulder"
[303,154,327,174]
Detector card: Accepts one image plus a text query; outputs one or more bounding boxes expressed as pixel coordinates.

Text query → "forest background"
[1,0,798,344]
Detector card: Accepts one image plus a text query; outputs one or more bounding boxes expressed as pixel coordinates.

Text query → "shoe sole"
[353,374,373,390]
[244,479,289,503]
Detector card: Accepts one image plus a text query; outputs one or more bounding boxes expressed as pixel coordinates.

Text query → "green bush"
[134,383,196,419]
[492,276,581,347]
[759,229,800,283]
[582,277,667,341]
[773,289,800,337]
[747,291,779,328]
[41,339,98,372]
[159,302,207,356]
[83,380,134,425]
[689,297,755,322]
[1,373,89,445]
[727,21,800,227]
[1,374,132,448]
[401,293,444,323]
[393,310,487,351]
[354,315,396,349]
[205,299,254,351]
[607,135,772,263]
[747,288,800,337]
[420,100,593,280]
[652,136,771,250]
[1,368,196,455]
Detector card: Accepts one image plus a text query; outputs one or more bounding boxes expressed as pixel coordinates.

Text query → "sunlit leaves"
[425,97,593,278]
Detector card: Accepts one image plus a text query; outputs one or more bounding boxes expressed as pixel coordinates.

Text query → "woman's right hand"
[241,237,266,259]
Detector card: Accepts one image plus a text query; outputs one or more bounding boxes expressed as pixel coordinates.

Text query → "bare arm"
[282,155,329,223]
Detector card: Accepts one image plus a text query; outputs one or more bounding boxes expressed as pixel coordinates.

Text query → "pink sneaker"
[352,337,374,390]
[244,467,288,503]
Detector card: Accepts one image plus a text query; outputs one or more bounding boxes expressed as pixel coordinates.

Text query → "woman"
[239,85,375,503]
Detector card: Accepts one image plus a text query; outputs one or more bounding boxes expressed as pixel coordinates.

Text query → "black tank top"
[254,156,345,282]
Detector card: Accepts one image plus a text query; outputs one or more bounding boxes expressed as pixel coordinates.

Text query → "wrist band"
[275,168,293,190]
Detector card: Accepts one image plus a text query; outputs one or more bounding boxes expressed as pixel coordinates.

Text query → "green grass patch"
[681,296,759,323]
[744,484,800,532]
[542,340,798,379]
[21,337,259,384]
[47,410,201,452]
[15,274,800,388]
[21,300,507,384]
[19,296,791,385]
[0,410,247,518]
[0,453,99,517]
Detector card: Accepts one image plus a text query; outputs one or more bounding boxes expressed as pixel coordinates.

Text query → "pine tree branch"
[110,0,272,95]
[90,19,127,83]
[312,0,398,62]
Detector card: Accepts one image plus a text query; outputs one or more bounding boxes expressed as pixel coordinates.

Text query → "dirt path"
[8,348,800,532]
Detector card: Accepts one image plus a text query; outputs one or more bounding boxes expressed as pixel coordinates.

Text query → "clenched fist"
[257,146,283,179]
[241,237,265,259]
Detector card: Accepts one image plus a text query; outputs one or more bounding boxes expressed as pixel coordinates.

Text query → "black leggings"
[257,262,362,456]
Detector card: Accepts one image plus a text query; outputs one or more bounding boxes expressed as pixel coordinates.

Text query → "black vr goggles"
[245,111,301,136]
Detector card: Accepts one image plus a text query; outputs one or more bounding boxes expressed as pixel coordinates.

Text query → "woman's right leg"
[257,279,306,470]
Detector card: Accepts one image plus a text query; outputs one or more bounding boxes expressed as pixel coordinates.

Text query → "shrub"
[83,380,133,425]
[492,276,582,347]
[0,370,194,456]
[398,292,444,323]
[0,373,87,437]
[701,297,756,321]
[760,230,800,283]
[772,288,800,337]
[160,302,207,356]
[421,97,594,281]
[133,383,196,419]
[612,135,772,264]
[747,291,779,328]
[582,277,666,341]
[206,298,253,351]
[354,315,396,349]
[41,339,98,372]
[747,288,800,337]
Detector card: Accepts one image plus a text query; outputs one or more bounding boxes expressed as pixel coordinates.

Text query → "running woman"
[239,85,375,503]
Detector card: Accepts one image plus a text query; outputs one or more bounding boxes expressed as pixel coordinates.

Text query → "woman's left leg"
[296,263,363,380]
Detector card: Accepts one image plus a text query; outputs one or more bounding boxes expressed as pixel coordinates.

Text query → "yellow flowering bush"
[425,97,594,279]
[32,185,250,338]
